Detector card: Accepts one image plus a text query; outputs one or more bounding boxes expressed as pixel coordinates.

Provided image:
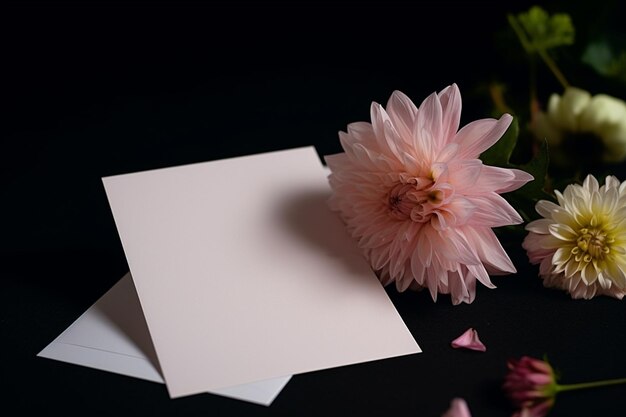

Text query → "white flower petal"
[548,223,578,241]
[526,218,554,234]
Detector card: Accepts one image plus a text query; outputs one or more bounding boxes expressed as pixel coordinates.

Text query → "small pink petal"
[442,398,472,417]
[451,328,487,352]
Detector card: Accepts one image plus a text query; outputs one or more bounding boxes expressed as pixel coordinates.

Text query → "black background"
[3,1,626,416]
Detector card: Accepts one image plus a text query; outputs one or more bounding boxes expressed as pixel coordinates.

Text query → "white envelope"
[38,272,291,406]
[101,146,420,398]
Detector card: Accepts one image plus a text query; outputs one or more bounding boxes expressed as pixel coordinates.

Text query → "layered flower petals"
[523,174,626,299]
[326,85,531,304]
[503,357,557,417]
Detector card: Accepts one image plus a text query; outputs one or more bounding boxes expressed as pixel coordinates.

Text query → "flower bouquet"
[324,4,626,416]
[326,5,626,306]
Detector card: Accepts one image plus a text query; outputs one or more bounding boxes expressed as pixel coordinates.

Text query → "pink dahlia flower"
[325,85,532,304]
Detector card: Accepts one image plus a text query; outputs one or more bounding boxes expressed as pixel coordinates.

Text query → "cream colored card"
[102,147,420,399]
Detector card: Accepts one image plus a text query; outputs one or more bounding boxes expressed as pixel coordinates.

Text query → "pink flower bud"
[503,357,557,417]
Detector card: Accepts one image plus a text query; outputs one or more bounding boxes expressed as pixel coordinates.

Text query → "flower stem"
[529,54,537,114]
[557,377,626,393]
[536,48,570,89]
[507,13,570,89]
[507,14,532,54]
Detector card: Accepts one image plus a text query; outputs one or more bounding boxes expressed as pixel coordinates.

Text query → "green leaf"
[508,139,553,222]
[582,42,626,83]
[480,118,519,167]
[582,42,614,75]
[511,6,575,53]
[516,139,549,198]
[479,116,552,223]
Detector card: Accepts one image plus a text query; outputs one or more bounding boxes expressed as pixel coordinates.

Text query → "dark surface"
[3,2,626,416]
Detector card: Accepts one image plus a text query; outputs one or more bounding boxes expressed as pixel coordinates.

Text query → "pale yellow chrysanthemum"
[523,175,626,299]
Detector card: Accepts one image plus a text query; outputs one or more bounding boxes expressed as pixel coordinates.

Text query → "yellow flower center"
[572,227,613,263]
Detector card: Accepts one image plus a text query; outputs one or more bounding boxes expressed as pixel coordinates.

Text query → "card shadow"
[279,188,369,279]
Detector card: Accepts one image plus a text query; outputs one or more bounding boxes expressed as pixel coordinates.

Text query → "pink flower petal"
[454,113,513,160]
[438,84,462,144]
[451,328,487,351]
[460,226,516,275]
[471,165,533,194]
[386,90,418,140]
[442,398,472,417]
[416,91,444,153]
[467,193,524,227]
[370,102,404,162]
